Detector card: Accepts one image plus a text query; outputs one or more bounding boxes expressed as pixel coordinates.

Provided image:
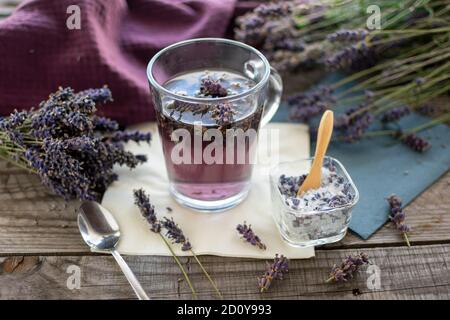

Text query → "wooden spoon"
[297,110,334,197]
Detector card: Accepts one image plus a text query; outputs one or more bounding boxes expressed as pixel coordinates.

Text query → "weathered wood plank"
[0,244,449,299]
[0,159,448,254]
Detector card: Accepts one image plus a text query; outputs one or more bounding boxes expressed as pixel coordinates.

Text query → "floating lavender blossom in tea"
[270,158,359,247]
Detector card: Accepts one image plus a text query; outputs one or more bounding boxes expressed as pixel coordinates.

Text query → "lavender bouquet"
[0,87,151,201]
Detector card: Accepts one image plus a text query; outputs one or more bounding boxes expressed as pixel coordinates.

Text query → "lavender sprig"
[326,253,370,283]
[387,194,411,246]
[236,222,266,250]
[258,254,289,292]
[133,189,161,233]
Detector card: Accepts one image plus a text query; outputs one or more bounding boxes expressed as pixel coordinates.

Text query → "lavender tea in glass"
[147,38,282,212]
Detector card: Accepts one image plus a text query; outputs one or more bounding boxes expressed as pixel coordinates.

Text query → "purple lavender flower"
[258,254,289,292]
[133,188,161,233]
[327,253,370,283]
[387,194,411,246]
[278,174,307,198]
[210,103,237,125]
[109,143,147,169]
[108,130,152,144]
[254,2,291,17]
[93,116,119,131]
[327,29,368,42]
[288,86,335,123]
[199,77,228,98]
[416,104,437,116]
[380,106,410,123]
[1,87,149,201]
[402,133,430,153]
[162,217,192,251]
[236,222,266,250]
[76,86,113,104]
[234,1,312,71]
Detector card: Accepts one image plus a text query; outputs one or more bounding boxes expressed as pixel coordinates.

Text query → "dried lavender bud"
[327,29,368,42]
[254,2,291,17]
[327,253,369,283]
[288,86,335,123]
[234,1,311,71]
[133,188,161,233]
[402,133,430,153]
[258,254,289,292]
[162,217,192,251]
[199,77,228,97]
[279,168,354,211]
[416,103,437,116]
[93,116,119,131]
[335,104,374,142]
[236,222,266,250]
[210,103,237,125]
[380,106,410,123]
[387,194,410,245]
[2,110,29,129]
[6,131,25,146]
[278,174,307,198]
[75,86,113,104]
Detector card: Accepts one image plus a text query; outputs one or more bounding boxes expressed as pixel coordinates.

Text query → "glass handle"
[261,67,283,127]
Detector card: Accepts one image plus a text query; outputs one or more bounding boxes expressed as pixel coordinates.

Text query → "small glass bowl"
[269,156,359,248]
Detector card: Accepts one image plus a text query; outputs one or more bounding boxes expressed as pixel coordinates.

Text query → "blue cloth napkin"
[273,74,450,239]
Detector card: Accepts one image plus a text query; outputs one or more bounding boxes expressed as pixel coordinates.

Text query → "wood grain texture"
[0,159,448,254]
[0,244,449,300]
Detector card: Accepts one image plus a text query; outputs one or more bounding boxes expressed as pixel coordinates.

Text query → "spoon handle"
[111,250,150,300]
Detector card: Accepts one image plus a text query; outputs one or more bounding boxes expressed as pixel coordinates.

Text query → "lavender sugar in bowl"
[269,157,359,247]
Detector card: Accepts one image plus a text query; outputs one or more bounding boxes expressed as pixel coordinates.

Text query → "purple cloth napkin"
[0,0,238,125]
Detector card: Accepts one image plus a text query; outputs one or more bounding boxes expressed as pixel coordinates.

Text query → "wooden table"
[0,157,449,299]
